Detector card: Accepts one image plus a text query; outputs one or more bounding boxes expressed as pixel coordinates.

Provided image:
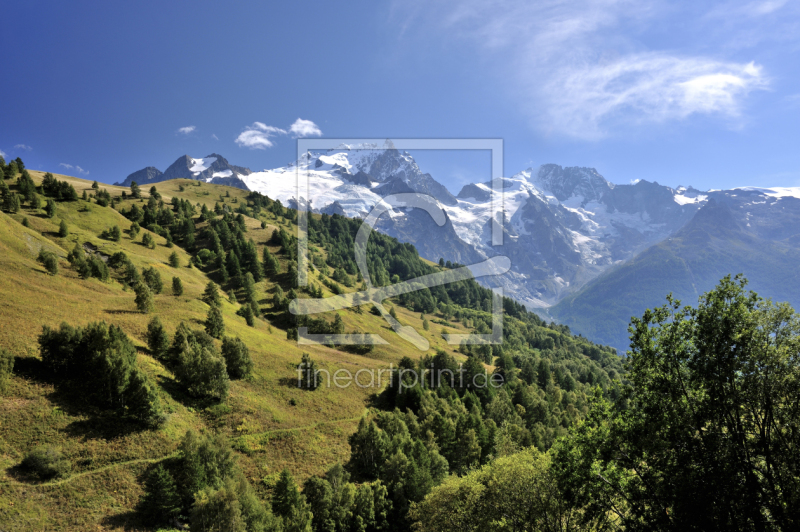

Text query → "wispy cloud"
[177,125,196,135]
[14,144,32,151]
[0,148,6,158]
[211,134,219,141]
[235,119,323,149]
[59,163,89,175]
[393,0,773,139]
[289,118,323,138]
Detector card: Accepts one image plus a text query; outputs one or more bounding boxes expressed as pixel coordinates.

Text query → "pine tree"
[92,180,99,190]
[142,232,156,249]
[238,303,255,326]
[169,251,180,268]
[45,199,56,218]
[205,306,225,339]
[129,221,140,240]
[273,469,302,519]
[146,317,170,361]
[131,181,141,199]
[172,276,184,296]
[221,336,252,379]
[202,281,221,307]
[3,192,20,213]
[139,465,182,525]
[135,282,155,313]
[110,225,121,241]
[297,353,319,391]
[142,267,163,294]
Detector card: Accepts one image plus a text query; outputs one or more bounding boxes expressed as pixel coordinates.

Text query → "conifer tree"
[205,306,225,339]
[146,317,170,361]
[169,251,180,268]
[139,464,182,525]
[131,181,141,199]
[135,282,155,313]
[142,232,156,249]
[202,281,221,307]
[172,276,184,296]
[57,220,69,238]
[45,198,56,218]
[221,336,252,379]
[129,221,140,240]
[142,267,163,294]
[37,250,59,276]
[3,192,20,213]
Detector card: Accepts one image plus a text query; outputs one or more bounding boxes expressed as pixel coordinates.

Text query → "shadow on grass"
[156,374,223,411]
[104,309,142,315]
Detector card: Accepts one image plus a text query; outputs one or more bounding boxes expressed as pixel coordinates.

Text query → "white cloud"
[235,122,286,150]
[235,119,322,149]
[0,148,6,158]
[59,163,88,175]
[289,118,323,138]
[393,0,771,139]
[211,134,219,140]
[14,144,32,151]
[178,126,196,135]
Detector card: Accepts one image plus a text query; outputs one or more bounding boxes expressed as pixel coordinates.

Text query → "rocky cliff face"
[116,153,252,189]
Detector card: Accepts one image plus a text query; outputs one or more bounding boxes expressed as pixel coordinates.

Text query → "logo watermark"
[290,139,508,350]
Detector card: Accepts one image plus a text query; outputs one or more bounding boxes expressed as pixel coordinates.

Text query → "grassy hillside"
[0,166,624,530]
[551,199,800,353]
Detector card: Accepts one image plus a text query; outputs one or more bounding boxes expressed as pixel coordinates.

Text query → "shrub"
[169,251,180,268]
[0,348,14,394]
[21,217,29,228]
[101,225,121,241]
[221,337,252,379]
[21,446,71,479]
[37,250,59,276]
[129,221,140,240]
[237,303,255,327]
[172,276,184,296]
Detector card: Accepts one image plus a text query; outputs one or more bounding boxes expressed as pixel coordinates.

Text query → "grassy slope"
[0,173,475,531]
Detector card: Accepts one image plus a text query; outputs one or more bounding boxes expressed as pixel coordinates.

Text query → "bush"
[37,250,59,276]
[221,337,252,379]
[21,446,71,479]
[169,251,180,268]
[101,225,121,241]
[0,348,14,394]
[172,276,184,296]
[129,221,140,240]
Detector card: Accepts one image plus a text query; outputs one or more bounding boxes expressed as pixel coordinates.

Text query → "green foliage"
[169,250,180,267]
[134,281,155,313]
[146,317,170,361]
[0,348,14,394]
[142,266,163,294]
[38,321,163,424]
[171,323,229,399]
[130,181,141,199]
[21,216,29,228]
[555,275,800,531]
[205,306,225,339]
[129,221,140,240]
[37,250,59,276]
[58,220,69,238]
[21,446,72,479]
[297,353,319,391]
[221,336,252,379]
[202,281,222,307]
[101,225,121,241]
[142,231,156,249]
[410,447,575,532]
[45,198,56,218]
[172,276,184,296]
[41,172,78,201]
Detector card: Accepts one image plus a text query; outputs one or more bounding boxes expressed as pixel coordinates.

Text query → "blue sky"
[1,0,799,193]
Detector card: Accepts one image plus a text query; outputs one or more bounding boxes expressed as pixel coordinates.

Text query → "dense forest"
[1,157,798,531]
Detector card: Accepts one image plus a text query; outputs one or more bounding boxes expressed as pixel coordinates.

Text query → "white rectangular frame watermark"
[292,138,506,349]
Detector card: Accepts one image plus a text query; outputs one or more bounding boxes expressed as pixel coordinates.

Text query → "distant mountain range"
[119,144,800,353]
